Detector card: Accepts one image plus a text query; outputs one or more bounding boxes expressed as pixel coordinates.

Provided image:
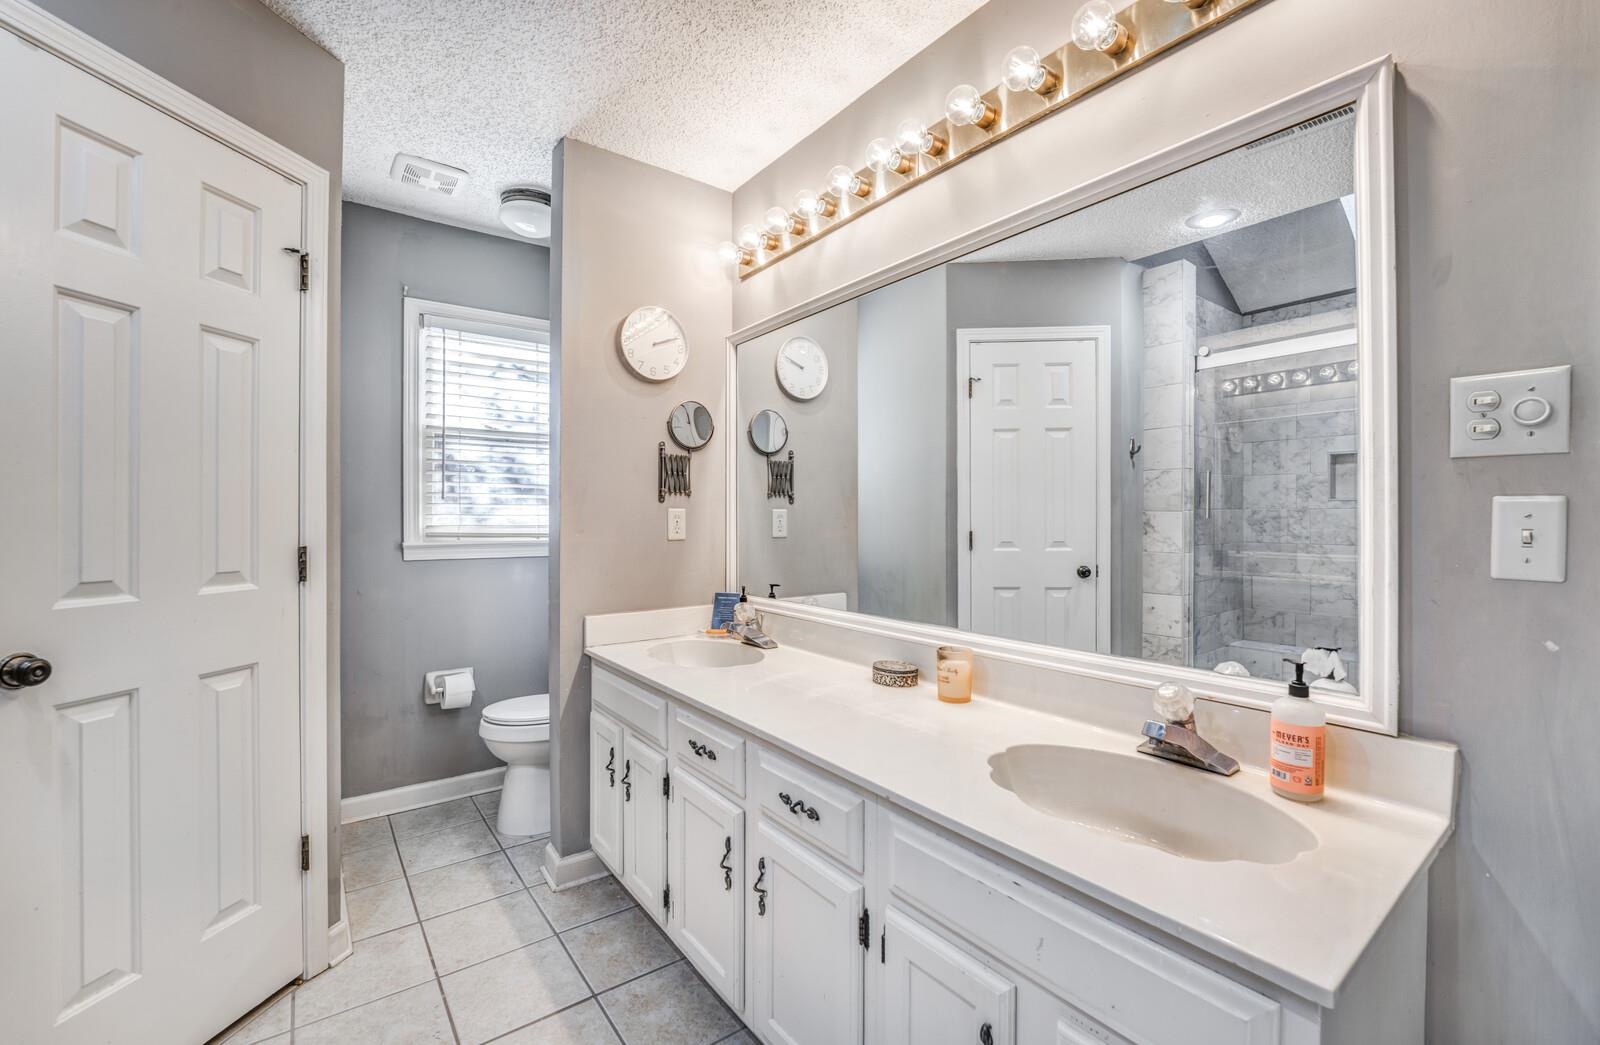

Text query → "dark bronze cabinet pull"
[778,792,821,822]
[720,836,733,890]
[753,857,767,915]
[622,759,632,801]
[605,746,615,787]
[687,739,718,761]
[979,1023,994,1045]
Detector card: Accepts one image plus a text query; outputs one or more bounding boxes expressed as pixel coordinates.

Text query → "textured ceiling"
[263,0,988,238]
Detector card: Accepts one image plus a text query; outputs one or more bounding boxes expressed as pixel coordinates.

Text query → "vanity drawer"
[885,816,1280,1045]
[670,708,745,797]
[752,747,865,872]
[592,666,669,748]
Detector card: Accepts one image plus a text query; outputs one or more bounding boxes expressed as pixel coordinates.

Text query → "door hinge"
[858,908,871,950]
[968,530,974,551]
[663,775,671,799]
[298,545,308,583]
[663,883,671,914]
[282,246,309,292]
[880,928,886,964]
[300,833,310,872]
[968,375,981,399]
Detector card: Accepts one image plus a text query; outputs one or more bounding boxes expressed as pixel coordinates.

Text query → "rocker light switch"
[1490,495,1566,582]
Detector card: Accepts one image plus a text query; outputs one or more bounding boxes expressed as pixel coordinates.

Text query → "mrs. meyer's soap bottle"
[1269,659,1325,802]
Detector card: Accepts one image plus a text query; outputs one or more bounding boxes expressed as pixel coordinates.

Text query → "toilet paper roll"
[438,671,474,709]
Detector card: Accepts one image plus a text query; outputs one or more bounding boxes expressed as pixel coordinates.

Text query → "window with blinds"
[403,298,550,559]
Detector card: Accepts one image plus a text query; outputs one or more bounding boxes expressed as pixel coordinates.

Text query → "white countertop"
[586,632,1455,1007]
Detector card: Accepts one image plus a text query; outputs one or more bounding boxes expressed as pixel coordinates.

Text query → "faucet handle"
[1153,681,1195,723]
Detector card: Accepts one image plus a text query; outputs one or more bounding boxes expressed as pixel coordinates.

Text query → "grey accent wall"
[737,303,859,607]
[548,140,732,863]
[946,259,1145,656]
[729,2,1600,1038]
[857,267,951,626]
[339,203,550,797]
[30,0,350,924]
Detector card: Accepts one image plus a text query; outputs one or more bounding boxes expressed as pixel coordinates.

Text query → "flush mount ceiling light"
[1185,207,1241,230]
[727,0,1271,280]
[1072,1,1134,56]
[498,188,551,239]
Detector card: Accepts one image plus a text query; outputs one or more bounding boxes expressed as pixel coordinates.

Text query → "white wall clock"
[776,335,829,401]
[618,306,689,382]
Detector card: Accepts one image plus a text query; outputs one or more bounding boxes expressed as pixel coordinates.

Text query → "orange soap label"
[1269,721,1325,794]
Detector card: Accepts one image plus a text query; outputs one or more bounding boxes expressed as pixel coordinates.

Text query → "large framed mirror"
[731,63,1396,732]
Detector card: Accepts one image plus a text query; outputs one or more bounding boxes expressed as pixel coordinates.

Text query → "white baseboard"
[326,876,352,967]
[341,766,506,823]
[540,843,609,891]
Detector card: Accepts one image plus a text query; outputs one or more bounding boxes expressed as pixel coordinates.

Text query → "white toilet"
[478,694,551,838]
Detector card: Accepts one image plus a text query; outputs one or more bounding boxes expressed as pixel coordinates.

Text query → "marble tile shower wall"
[1194,343,1361,682]
[1140,260,1198,665]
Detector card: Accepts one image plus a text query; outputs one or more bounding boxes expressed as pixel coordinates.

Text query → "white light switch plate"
[771,508,788,538]
[1449,365,1571,457]
[666,508,686,541]
[1490,495,1566,582]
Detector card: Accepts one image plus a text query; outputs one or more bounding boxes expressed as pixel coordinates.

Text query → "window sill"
[402,539,549,562]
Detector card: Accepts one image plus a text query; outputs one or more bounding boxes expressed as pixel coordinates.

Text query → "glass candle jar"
[936,646,974,703]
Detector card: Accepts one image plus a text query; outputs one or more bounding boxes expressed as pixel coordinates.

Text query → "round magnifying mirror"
[667,401,715,451]
[748,409,789,455]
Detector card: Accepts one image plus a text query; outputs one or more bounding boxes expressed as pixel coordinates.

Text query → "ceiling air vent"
[389,153,468,197]
[1245,105,1356,152]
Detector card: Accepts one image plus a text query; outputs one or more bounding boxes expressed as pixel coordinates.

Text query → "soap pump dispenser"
[1269,659,1326,802]
[732,586,758,627]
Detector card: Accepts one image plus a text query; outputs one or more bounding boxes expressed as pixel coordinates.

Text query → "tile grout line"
[391,811,464,1045]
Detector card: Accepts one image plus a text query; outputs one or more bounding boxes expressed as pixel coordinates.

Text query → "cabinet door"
[669,767,744,1007]
[750,819,864,1045]
[882,905,1016,1045]
[590,711,624,874]
[620,731,669,920]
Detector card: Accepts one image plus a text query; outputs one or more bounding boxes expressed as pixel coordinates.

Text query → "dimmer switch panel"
[1449,365,1571,457]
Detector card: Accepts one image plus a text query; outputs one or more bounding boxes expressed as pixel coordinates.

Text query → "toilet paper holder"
[424,667,476,708]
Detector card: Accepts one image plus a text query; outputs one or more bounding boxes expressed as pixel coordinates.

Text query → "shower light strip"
[732,0,1274,281]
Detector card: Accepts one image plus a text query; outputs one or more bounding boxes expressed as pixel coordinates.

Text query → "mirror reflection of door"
[960,330,1105,652]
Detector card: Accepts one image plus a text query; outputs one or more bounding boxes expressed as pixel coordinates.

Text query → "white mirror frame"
[726,58,1398,734]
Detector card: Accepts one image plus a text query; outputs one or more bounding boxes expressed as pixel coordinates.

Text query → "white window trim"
[401,296,551,562]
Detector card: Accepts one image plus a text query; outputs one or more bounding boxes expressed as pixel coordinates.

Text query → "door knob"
[1076,565,1093,579]
[1,653,52,689]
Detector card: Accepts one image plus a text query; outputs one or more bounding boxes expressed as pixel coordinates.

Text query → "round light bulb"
[945,84,995,129]
[765,206,792,235]
[827,164,864,198]
[895,119,928,155]
[1072,1,1130,54]
[795,188,835,220]
[1002,45,1045,92]
[717,241,748,267]
[736,224,762,252]
[866,137,899,173]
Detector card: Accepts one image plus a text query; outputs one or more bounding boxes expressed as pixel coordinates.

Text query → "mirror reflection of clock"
[619,306,689,382]
[776,335,829,401]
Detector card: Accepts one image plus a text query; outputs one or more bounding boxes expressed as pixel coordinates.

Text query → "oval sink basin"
[647,640,765,668]
[988,745,1317,864]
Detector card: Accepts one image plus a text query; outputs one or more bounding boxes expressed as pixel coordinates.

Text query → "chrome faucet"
[730,597,778,649]
[1137,682,1239,776]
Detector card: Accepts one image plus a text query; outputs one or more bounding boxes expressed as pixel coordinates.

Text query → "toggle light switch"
[1490,495,1566,582]
[1449,365,1571,457]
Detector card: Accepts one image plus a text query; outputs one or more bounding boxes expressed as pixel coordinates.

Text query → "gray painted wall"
[737,303,860,607]
[547,140,732,862]
[30,0,350,924]
[340,203,550,797]
[857,267,951,626]
[730,0,1600,1038]
[946,259,1145,656]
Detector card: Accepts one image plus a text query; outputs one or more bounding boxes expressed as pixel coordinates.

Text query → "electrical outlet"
[667,508,687,541]
[771,508,788,538]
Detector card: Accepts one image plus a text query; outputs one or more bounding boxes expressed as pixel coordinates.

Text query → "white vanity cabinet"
[591,669,671,921]
[588,710,623,871]
[880,904,1016,1045]
[668,766,745,1005]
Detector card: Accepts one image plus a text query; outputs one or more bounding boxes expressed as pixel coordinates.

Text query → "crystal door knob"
[1,653,52,689]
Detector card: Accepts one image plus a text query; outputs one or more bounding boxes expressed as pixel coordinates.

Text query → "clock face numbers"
[776,335,829,401]
[619,306,689,382]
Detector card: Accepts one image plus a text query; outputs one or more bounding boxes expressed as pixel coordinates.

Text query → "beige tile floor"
[215,791,755,1045]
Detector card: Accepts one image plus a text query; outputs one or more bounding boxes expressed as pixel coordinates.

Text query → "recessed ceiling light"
[1186,208,1240,230]
[499,188,551,240]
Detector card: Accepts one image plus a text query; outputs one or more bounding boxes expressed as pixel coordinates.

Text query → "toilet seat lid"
[481,694,550,726]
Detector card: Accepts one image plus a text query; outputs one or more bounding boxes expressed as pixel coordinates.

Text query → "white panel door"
[620,731,669,920]
[0,29,305,1045]
[590,711,624,874]
[882,906,1017,1045]
[669,767,745,1007]
[750,820,865,1045]
[966,338,1099,651]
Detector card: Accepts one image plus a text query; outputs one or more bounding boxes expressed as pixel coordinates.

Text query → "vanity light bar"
[723,0,1269,279]
[1218,359,1358,397]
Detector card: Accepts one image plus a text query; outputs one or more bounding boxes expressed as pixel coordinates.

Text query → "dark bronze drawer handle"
[979,1023,994,1045]
[778,792,821,822]
[687,739,718,761]
[605,746,615,787]
[753,856,767,915]
[720,836,733,890]
[622,759,632,801]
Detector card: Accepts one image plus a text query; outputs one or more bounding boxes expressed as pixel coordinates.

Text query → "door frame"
[955,326,1112,654]
[0,0,336,977]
